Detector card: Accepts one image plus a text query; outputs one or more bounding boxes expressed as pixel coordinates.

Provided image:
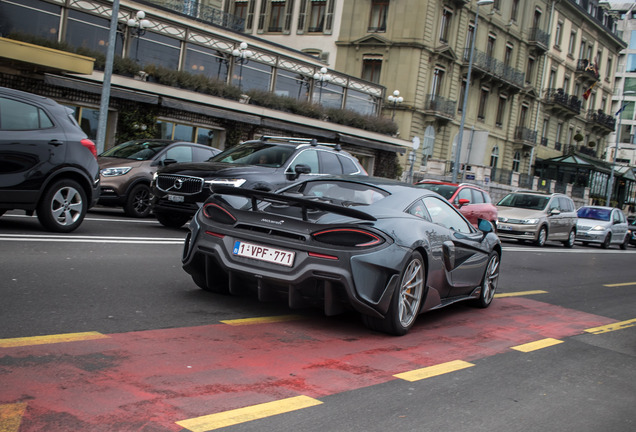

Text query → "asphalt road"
[1,207,635,432]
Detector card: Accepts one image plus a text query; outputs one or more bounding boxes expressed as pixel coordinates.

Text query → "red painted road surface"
[0,298,616,431]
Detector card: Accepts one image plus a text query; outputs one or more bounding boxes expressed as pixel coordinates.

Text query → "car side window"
[613,210,623,223]
[289,149,319,174]
[339,155,359,174]
[164,146,193,163]
[457,188,471,203]
[422,196,472,233]
[318,150,343,174]
[0,97,54,130]
[548,198,559,212]
[471,189,485,204]
[193,147,217,161]
[558,197,573,212]
[407,199,431,221]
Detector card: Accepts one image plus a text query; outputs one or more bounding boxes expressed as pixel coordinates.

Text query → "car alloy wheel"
[620,235,629,250]
[124,184,152,218]
[535,226,547,247]
[475,252,499,308]
[601,234,611,249]
[563,229,575,248]
[37,179,87,233]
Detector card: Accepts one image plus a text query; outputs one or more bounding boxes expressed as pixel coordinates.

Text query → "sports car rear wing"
[211,186,377,222]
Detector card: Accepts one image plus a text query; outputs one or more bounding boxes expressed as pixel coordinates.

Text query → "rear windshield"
[101,140,169,160]
[577,207,611,221]
[286,180,389,205]
[210,142,295,168]
[414,183,457,200]
[497,193,549,210]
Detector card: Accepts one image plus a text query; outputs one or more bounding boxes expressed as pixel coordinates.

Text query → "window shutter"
[257,0,268,33]
[324,0,334,34]
[297,0,307,34]
[246,0,256,31]
[284,0,294,34]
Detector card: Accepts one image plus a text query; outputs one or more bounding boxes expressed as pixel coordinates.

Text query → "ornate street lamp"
[126,10,151,60]
[313,67,331,104]
[452,0,494,183]
[232,41,253,91]
[387,90,403,121]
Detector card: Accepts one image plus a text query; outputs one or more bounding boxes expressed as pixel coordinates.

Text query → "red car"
[414,180,498,227]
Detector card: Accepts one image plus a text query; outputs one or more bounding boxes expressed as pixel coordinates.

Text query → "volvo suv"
[0,87,100,232]
[496,191,578,247]
[151,136,367,228]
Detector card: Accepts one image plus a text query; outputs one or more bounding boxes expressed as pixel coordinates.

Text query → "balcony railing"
[161,0,245,32]
[588,109,616,131]
[465,49,525,89]
[424,94,456,118]
[576,59,600,81]
[540,137,549,146]
[555,141,562,151]
[514,126,537,146]
[528,27,550,52]
[544,88,582,115]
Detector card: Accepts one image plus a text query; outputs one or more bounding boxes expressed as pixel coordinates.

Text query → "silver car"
[575,206,629,249]
[496,192,578,247]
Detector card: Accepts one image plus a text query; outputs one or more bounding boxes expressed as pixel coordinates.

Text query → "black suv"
[0,87,100,232]
[151,136,367,228]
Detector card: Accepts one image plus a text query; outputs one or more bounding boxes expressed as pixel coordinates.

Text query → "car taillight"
[312,228,384,247]
[203,203,236,224]
[81,138,97,158]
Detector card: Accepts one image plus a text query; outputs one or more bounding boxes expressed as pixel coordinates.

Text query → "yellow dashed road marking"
[584,318,636,334]
[0,402,27,432]
[495,290,548,298]
[394,360,474,382]
[603,282,636,287]
[176,395,322,431]
[221,315,304,326]
[0,331,109,348]
[511,338,563,352]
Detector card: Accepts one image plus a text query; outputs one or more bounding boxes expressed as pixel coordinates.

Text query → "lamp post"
[606,90,635,206]
[313,67,331,104]
[232,41,253,91]
[387,90,404,121]
[452,0,494,183]
[127,10,150,60]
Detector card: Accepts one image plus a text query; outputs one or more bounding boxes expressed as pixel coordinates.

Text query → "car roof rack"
[260,135,341,151]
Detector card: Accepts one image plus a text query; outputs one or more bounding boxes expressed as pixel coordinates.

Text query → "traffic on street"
[1,207,635,431]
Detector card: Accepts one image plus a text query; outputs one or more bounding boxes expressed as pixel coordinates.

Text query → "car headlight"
[522,218,539,224]
[101,167,132,177]
[591,225,605,231]
[205,178,247,188]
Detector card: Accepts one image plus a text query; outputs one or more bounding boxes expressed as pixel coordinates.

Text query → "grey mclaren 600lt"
[181,176,502,335]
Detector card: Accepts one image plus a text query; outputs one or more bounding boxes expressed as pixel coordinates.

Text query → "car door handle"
[48,139,64,146]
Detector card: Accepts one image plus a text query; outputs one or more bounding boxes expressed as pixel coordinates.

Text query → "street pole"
[452,0,493,183]
[606,90,635,206]
[95,0,120,155]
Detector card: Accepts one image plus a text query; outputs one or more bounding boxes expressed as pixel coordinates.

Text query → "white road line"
[502,246,636,253]
[0,234,184,245]
[4,213,162,224]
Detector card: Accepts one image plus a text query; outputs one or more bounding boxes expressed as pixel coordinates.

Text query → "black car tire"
[124,184,152,218]
[620,235,629,250]
[473,252,499,308]
[601,234,611,249]
[563,229,575,248]
[37,179,87,233]
[362,251,425,336]
[535,226,547,247]
[156,212,190,228]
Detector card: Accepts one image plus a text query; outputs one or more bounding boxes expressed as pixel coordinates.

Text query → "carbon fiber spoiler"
[211,186,377,222]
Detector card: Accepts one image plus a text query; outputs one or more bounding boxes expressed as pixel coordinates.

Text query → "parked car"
[151,136,367,228]
[575,205,629,249]
[496,191,578,247]
[98,139,220,217]
[181,175,501,335]
[628,217,636,247]
[414,180,497,227]
[0,86,99,232]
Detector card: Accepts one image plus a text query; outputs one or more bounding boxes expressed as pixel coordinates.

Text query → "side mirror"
[289,163,311,180]
[162,158,178,166]
[548,208,561,216]
[458,198,470,208]
[477,218,494,233]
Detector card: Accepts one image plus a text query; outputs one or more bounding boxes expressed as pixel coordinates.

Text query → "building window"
[439,8,453,43]
[308,0,327,32]
[630,31,636,49]
[548,69,556,89]
[458,79,466,112]
[487,34,496,58]
[555,21,563,48]
[504,43,513,67]
[478,87,489,119]
[511,0,519,22]
[606,57,612,79]
[512,151,521,172]
[496,95,507,127]
[233,0,249,20]
[368,0,388,32]
[541,118,549,146]
[185,44,229,82]
[493,0,501,11]
[525,56,535,85]
[431,67,445,97]
[129,31,180,70]
[568,31,576,56]
[268,0,286,32]
[563,76,570,93]
[556,122,563,148]
[275,69,310,101]
[464,23,475,61]
[490,145,499,168]
[362,55,382,83]
[66,10,123,56]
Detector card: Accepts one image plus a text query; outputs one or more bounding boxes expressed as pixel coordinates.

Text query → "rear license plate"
[233,241,295,267]
[167,194,184,203]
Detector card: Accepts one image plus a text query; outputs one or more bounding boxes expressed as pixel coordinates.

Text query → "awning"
[337,133,407,154]
[44,74,159,104]
[1,38,94,74]
[160,97,261,125]
[262,118,335,138]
